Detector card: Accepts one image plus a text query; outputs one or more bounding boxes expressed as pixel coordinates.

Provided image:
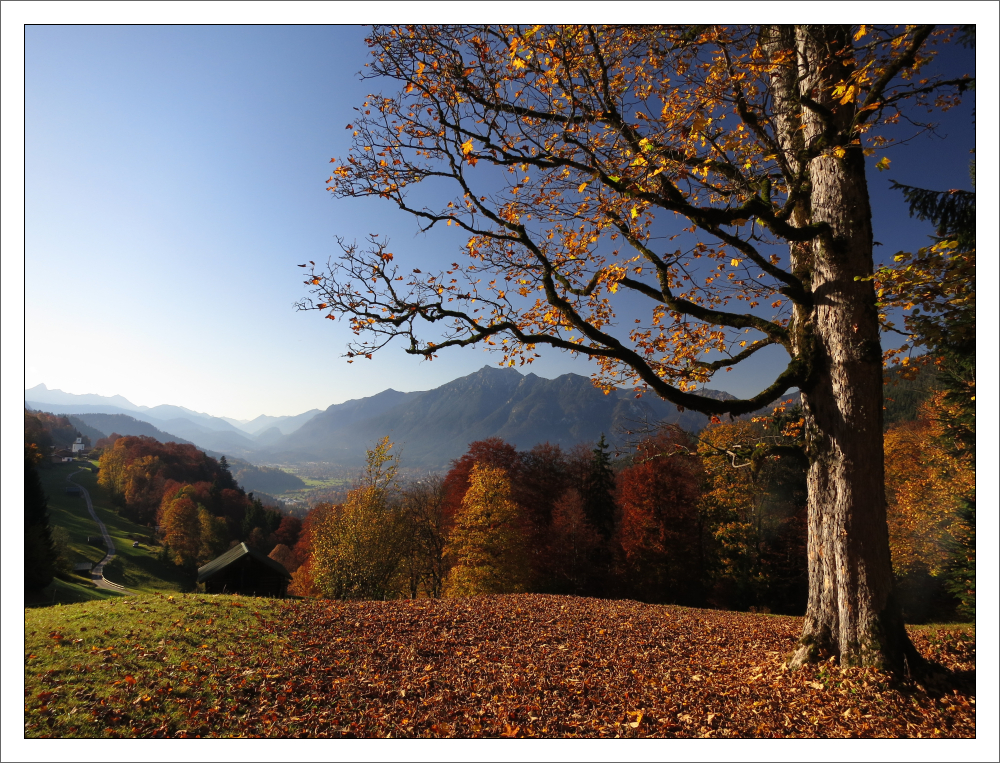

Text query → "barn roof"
[196,542,292,584]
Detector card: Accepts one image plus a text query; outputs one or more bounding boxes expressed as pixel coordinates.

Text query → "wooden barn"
[197,542,291,597]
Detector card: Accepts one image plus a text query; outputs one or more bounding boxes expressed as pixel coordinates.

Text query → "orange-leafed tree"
[289,557,320,598]
[301,25,972,672]
[268,543,300,574]
[160,488,201,567]
[310,437,406,600]
[883,394,975,619]
[444,463,529,596]
[440,437,521,530]
[198,507,229,564]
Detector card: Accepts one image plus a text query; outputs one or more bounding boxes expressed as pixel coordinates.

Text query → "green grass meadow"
[24,593,291,737]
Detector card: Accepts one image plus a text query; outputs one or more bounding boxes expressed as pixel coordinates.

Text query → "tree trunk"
[776,26,923,673]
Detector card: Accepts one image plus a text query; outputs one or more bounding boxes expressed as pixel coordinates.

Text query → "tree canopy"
[303,24,969,416]
[301,24,972,673]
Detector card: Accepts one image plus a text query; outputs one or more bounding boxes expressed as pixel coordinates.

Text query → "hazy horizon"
[26,361,755,422]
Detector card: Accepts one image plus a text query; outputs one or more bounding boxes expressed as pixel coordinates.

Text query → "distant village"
[51,437,90,463]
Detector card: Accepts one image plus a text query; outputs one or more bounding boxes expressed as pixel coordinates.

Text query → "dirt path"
[67,469,130,594]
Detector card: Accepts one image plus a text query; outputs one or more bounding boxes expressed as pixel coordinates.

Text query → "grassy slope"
[24,593,975,739]
[25,593,289,737]
[36,463,189,600]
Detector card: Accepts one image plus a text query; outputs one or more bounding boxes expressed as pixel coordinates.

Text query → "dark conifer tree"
[25,447,57,591]
[216,455,238,490]
[582,434,616,540]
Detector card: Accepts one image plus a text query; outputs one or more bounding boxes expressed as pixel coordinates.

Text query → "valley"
[27,365,748,474]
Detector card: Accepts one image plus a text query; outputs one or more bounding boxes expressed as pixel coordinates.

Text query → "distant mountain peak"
[477,364,522,375]
[262,365,744,470]
[25,384,143,412]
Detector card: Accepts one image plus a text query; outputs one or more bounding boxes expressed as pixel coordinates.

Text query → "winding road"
[67,469,131,595]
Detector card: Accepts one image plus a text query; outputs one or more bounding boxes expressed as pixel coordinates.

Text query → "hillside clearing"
[36,463,189,599]
[25,594,973,739]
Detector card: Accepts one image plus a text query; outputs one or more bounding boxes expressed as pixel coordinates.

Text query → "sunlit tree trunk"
[769,25,922,672]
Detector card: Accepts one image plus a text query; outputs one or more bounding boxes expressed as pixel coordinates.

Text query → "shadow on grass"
[25,575,126,609]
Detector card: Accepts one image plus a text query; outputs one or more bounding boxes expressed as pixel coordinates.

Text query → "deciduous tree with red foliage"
[272,514,303,550]
[159,488,201,567]
[514,442,570,587]
[615,426,704,604]
[547,487,603,595]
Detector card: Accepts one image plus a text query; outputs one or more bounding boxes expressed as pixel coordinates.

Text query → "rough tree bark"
[769,25,923,672]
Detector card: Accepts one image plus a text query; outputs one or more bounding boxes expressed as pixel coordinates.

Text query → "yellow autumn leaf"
[630,207,639,220]
[578,182,589,193]
[731,258,741,267]
[461,138,474,155]
[875,157,891,172]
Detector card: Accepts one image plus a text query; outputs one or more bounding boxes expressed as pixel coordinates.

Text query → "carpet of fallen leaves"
[25,593,975,738]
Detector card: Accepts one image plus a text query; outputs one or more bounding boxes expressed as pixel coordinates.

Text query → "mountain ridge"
[257,366,738,469]
[29,366,765,471]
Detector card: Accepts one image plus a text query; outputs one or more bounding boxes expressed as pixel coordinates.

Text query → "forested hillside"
[94,437,301,572]
[24,409,92,450]
[69,412,197,447]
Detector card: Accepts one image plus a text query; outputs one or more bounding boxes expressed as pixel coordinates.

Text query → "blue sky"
[15,22,982,420]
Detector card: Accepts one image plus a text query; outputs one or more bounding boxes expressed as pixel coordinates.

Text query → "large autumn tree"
[302,25,972,673]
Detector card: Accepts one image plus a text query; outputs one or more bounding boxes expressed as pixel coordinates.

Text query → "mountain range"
[27,367,762,470]
[24,384,321,458]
